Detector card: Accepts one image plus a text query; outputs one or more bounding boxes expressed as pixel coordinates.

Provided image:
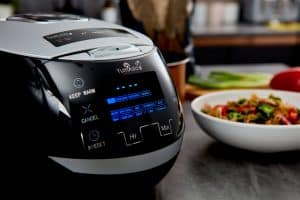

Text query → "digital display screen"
[102,71,168,123]
[110,99,167,122]
[106,90,152,105]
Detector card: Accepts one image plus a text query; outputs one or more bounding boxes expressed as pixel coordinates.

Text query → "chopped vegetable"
[257,103,275,118]
[188,71,272,89]
[215,105,228,116]
[238,98,246,105]
[227,112,244,122]
[278,114,291,125]
[201,94,300,125]
[269,94,282,104]
[288,108,299,124]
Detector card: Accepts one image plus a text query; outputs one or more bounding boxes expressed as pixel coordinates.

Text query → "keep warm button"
[118,131,143,146]
[159,119,174,136]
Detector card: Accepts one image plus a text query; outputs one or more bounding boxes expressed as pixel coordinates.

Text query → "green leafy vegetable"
[188,71,273,89]
[257,103,275,118]
[238,98,246,105]
[227,111,244,121]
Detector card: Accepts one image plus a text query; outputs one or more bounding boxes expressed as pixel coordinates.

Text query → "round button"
[88,130,100,142]
[73,77,84,89]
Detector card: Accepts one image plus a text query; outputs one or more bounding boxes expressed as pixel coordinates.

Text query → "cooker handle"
[88,44,141,58]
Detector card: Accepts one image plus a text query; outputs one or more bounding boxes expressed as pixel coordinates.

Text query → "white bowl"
[191,89,300,153]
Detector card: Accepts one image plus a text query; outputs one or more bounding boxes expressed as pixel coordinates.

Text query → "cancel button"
[81,114,99,124]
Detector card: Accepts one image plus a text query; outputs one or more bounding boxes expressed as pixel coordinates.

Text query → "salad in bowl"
[191,90,300,153]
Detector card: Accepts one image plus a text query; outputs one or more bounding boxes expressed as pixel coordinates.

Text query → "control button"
[140,122,160,136]
[81,129,106,151]
[118,131,143,146]
[80,104,99,124]
[81,104,94,115]
[159,119,174,136]
[88,130,100,142]
[73,77,84,89]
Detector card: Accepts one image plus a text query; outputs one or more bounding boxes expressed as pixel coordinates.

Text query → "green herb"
[227,112,244,121]
[269,94,281,104]
[238,98,246,105]
[257,103,275,118]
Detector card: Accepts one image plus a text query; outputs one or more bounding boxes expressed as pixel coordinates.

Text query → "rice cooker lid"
[0,13,153,61]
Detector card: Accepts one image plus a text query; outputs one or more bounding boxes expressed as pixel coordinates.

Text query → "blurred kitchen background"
[1,0,300,68]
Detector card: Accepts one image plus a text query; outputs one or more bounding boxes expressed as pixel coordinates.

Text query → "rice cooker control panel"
[71,71,182,158]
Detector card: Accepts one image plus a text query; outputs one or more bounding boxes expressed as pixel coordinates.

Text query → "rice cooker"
[0,14,184,186]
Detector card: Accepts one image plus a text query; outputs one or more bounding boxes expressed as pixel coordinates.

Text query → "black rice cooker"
[0,13,184,187]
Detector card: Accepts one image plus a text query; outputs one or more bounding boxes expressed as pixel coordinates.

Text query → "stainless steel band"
[49,137,183,175]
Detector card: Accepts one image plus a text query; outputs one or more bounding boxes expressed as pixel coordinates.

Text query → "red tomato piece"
[288,108,299,124]
[214,105,228,116]
[270,67,300,92]
[280,115,292,125]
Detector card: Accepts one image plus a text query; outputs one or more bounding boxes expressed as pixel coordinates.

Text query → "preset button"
[81,129,106,151]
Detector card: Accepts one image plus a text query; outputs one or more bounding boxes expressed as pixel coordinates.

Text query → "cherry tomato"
[288,108,299,124]
[270,67,300,92]
[214,105,227,116]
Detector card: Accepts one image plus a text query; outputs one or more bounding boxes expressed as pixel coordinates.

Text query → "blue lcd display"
[106,90,152,105]
[110,99,167,122]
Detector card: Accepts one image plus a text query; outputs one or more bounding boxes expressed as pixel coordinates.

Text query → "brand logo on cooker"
[117,61,142,74]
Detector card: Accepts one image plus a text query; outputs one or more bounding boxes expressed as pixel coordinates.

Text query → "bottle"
[0,0,19,18]
[101,0,118,24]
[191,0,208,32]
